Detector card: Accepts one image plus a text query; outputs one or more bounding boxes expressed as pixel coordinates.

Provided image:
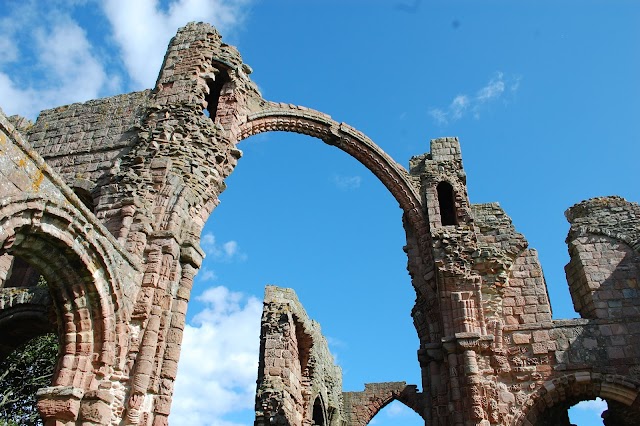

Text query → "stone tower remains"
[0,22,638,425]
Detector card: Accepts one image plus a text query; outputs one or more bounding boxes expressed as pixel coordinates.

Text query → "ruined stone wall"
[0,20,639,426]
[0,21,437,425]
[342,382,423,426]
[407,137,640,425]
[0,107,141,424]
[565,197,640,320]
[472,202,552,328]
[26,91,151,189]
[255,286,344,426]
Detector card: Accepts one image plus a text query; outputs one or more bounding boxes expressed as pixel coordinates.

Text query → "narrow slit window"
[204,68,230,120]
[437,181,457,226]
[312,396,326,426]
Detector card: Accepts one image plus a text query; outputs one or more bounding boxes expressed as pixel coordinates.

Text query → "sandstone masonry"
[0,22,638,426]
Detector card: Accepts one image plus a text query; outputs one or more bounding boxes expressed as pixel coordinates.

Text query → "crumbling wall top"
[25,91,152,185]
[472,202,528,258]
[565,196,640,251]
[257,286,343,425]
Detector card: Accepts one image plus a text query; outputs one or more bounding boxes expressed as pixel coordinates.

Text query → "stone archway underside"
[515,373,640,426]
[238,104,438,306]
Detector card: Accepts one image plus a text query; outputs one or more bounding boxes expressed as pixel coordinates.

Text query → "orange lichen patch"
[18,158,26,167]
[32,169,45,191]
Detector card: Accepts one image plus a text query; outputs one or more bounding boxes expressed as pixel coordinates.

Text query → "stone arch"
[0,195,130,389]
[236,103,441,343]
[239,105,424,232]
[343,382,424,426]
[514,373,640,426]
[235,104,445,347]
[0,110,140,406]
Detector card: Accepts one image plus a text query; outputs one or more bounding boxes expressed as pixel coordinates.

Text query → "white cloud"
[0,5,117,119]
[0,0,254,119]
[332,174,362,190]
[102,0,252,89]
[35,19,117,102]
[200,232,247,262]
[428,107,448,126]
[450,95,470,120]
[572,397,608,413]
[0,36,18,66]
[170,286,262,426]
[198,267,218,283]
[476,72,505,103]
[223,241,239,257]
[429,72,521,125]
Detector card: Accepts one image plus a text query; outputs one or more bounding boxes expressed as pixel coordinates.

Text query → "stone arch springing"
[436,181,457,226]
[0,197,131,390]
[514,373,640,426]
[236,106,440,338]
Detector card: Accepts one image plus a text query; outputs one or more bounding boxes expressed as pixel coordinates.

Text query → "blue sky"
[1,1,638,425]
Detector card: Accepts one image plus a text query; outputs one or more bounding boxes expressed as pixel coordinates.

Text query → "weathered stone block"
[512,333,531,344]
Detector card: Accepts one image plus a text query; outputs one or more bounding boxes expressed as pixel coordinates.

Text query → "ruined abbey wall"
[255,286,344,426]
[0,21,638,426]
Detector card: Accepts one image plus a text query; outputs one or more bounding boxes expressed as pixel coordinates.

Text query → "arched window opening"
[204,68,230,120]
[0,332,59,425]
[73,187,95,212]
[437,181,457,226]
[530,397,610,425]
[312,396,325,426]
